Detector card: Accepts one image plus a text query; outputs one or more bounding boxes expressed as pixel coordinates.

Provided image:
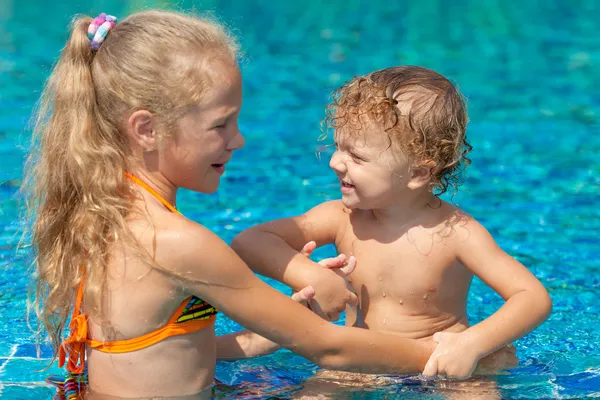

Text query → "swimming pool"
[1,0,598,398]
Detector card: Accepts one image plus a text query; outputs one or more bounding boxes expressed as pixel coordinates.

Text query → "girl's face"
[160,64,245,194]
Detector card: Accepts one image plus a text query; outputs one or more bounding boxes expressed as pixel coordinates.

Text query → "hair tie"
[88,13,117,51]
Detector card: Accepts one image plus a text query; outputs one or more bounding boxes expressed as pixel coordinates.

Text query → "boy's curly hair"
[323,66,472,196]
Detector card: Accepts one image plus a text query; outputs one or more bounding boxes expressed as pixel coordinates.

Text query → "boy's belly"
[349,300,470,339]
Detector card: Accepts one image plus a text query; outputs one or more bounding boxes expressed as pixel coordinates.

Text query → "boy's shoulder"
[308,199,353,220]
[313,199,348,211]
[399,199,476,244]
[431,200,497,246]
[305,200,353,240]
[436,200,472,224]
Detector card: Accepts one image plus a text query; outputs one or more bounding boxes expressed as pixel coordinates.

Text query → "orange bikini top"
[59,172,218,374]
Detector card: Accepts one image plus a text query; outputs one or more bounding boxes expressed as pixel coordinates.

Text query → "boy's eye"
[350,153,364,162]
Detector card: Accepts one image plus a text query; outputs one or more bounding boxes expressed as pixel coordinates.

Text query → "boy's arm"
[231,200,358,320]
[423,216,552,379]
[216,329,280,361]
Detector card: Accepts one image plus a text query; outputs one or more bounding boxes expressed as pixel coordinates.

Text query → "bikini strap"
[125,172,181,215]
[58,274,87,374]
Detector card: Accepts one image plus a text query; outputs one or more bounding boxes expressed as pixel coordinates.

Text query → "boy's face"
[329,124,413,210]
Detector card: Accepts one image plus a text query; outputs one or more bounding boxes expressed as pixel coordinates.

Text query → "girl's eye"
[213,119,228,129]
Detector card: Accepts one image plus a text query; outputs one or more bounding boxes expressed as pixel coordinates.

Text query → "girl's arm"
[167,220,434,374]
[215,286,314,360]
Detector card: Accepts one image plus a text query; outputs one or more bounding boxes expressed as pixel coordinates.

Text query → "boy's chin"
[341,196,361,209]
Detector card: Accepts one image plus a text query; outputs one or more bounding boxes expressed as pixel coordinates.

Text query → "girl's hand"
[422,331,518,380]
[297,241,358,321]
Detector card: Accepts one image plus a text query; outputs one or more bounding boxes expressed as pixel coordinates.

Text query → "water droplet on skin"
[423,294,428,300]
[399,299,404,305]
[382,292,387,298]
[383,318,387,325]
[378,276,383,281]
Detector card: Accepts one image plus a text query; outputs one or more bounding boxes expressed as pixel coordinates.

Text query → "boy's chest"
[336,222,470,302]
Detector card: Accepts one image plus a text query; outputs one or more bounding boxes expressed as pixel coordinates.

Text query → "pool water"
[1,0,599,398]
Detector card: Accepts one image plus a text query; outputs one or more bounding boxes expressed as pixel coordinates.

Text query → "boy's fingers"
[347,292,359,308]
[338,256,356,276]
[300,241,317,258]
[318,254,346,269]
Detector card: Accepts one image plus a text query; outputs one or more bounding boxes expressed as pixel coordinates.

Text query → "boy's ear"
[127,109,157,151]
[408,161,436,190]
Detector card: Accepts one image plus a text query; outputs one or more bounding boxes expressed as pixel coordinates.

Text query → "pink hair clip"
[87,13,117,51]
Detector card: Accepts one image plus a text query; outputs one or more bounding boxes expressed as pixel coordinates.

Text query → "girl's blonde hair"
[22,10,239,357]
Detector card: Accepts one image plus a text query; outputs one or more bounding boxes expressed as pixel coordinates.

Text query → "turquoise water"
[1,0,599,398]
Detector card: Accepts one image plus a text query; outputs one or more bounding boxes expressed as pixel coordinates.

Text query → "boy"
[232,66,551,379]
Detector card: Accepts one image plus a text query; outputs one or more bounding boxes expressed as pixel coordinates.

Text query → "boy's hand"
[299,241,359,321]
[421,331,518,380]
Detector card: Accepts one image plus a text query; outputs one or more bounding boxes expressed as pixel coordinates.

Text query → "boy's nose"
[329,151,347,173]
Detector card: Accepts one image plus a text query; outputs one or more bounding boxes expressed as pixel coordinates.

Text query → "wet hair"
[22,10,239,356]
[323,65,471,196]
